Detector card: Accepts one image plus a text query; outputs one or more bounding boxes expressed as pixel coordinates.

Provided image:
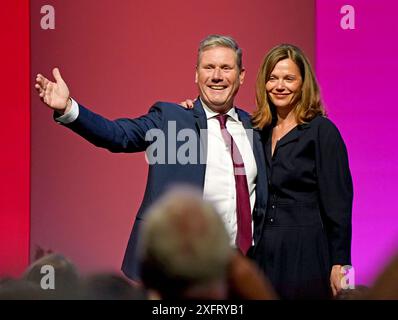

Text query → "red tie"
[216,114,252,255]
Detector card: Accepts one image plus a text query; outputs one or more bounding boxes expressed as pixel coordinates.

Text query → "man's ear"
[195,67,198,84]
[239,68,246,85]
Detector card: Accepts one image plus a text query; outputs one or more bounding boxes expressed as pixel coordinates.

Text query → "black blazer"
[251,115,353,299]
[263,115,353,266]
[61,99,268,280]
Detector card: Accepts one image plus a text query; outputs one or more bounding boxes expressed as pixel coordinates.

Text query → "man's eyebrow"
[201,63,215,67]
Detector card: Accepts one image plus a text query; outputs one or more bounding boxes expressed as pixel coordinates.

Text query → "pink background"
[30,0,315,275]
[316,0,398,284]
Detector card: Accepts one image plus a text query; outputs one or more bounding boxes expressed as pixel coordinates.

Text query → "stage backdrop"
[30,0,398,286]
[30,0,315,275]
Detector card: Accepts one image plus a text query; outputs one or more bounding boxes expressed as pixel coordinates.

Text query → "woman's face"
[265,58,302,110]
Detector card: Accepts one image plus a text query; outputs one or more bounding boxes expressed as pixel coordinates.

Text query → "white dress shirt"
[201,101,257,247]
[55,98,79,124]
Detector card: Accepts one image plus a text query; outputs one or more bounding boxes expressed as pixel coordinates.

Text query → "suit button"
[271,205,276,209]
[270,218,274,223]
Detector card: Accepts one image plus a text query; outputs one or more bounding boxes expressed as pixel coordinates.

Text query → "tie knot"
[216,114,228,129]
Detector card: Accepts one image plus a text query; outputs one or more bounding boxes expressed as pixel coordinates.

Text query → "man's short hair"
[197,34,243,71]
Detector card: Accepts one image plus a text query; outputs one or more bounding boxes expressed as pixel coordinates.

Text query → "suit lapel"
[192,99,208,188]
[276,127,300,148]
[235,107,267,179]
[192,99,208,131]
[235,108,252,130]
[273,123,311,156]
[263,127,272,168]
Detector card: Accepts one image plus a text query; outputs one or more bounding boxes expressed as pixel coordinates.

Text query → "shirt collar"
[200,98,240,123]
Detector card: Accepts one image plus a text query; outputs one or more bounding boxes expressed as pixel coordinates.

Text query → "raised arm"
[34,67,162,153]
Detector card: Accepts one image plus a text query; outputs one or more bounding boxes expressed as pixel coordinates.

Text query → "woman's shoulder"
[308,115,340,132]
[308,115,345,143]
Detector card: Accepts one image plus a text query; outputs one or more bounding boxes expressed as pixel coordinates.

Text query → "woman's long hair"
[252,44,325,129]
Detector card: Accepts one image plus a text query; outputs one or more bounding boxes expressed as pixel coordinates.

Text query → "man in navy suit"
[35,35,268,281]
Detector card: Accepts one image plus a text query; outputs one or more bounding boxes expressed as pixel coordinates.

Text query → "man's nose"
[211,68,223,81]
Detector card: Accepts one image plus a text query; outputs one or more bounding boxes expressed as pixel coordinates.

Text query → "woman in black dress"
[251,44,353,299]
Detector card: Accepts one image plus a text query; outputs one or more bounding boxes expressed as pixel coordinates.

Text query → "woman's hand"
[330,264,344,297]
[179,99,195,109]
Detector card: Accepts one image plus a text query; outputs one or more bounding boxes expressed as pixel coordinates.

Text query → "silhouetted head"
[139,186,233,299]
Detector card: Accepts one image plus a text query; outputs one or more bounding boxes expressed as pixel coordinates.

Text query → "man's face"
[196,47,245,113]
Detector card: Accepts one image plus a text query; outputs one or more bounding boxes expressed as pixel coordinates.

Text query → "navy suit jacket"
[61,99,268,280]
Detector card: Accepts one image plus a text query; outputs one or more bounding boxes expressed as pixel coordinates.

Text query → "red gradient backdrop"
[0,0,30,277]
[29,0,314,275]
